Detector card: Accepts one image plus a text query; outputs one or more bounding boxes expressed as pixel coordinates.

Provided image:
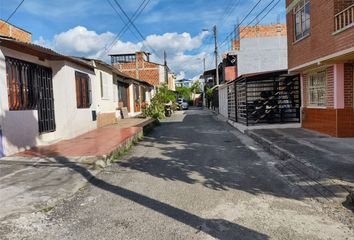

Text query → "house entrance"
[37,67,56,133]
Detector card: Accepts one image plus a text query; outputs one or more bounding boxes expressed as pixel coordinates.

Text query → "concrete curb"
[245,130,353,203]
[93,118,159,168]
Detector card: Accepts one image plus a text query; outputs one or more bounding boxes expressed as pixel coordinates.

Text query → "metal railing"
[335,4,354,32]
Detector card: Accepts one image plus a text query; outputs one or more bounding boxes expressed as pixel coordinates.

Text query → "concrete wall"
[0,47,97,156]
[218,84,228,118]
[237,36,288,76]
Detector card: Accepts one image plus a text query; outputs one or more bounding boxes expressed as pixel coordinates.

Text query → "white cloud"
[35,26,211,79]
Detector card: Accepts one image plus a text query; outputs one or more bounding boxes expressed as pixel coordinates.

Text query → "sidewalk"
[0,117,156,221]
[246,128,354,203]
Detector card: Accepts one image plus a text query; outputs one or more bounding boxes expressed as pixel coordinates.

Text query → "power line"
[220,0,277,50]
[0,0,25,30]
[100,0,149,58]
[106,0,142,41]
[111,0,162,60]
[238,0,282,40]
[219,0,262,47]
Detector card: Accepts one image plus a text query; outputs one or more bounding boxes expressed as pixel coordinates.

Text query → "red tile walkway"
[15,127,142,158]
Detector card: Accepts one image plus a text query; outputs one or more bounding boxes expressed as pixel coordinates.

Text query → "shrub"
[142,84,176,120]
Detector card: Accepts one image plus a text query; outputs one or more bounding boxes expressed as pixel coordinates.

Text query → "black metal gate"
[37,67,56,133]
[234,74,301,126]
[227,83,236,121]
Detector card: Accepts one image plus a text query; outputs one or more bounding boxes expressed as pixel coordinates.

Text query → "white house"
[0,37,98,156]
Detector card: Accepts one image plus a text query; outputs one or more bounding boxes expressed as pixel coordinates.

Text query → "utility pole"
[213,25,219,86]
[164,50,168,85]
[202,57,206,108]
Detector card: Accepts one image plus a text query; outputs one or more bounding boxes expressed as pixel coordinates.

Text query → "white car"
[177,99,189,110]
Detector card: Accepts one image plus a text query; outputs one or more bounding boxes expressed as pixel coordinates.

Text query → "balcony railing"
[335,4,354,32]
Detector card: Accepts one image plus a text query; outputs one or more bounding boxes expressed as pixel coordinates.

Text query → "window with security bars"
[75,71,92,108]
[308,71,327,107]
[6,57,40,110]
[294,0,310,41]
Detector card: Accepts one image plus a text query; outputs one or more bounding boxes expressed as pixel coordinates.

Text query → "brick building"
[111,52,168,87]
[286,0,354,137]
[0,20,31,43]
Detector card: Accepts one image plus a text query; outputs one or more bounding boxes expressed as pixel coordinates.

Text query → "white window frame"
[100,71,110,100]
[113,80,118,102]
[293,0,310,41]
[308,70,327,107]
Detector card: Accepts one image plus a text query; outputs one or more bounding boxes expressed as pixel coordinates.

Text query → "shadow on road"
[118,112,353,204]
[53,157,269,239]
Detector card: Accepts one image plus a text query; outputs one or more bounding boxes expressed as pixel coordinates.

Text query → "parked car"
[177,98,189,110]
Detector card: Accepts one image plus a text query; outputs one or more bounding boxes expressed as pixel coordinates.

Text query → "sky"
[1,0,286,79]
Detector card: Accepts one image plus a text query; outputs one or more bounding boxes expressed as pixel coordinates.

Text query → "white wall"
[159,65,167,84]
[0,47,97,155]
[237,36,288,76]
[218,84,228,118]
[93,66,118,115]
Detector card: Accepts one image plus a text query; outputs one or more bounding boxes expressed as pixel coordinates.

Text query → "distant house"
[110,51,168,88]
[286,0,354,137]
[175,78,193,88]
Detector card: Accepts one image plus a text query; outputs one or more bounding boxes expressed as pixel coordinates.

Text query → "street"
[2,109,353,240]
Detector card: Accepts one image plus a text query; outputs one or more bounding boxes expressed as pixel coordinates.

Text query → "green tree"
[176,86,191,100]
[142,83,176,119]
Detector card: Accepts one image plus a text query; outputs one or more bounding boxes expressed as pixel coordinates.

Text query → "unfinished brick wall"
[286,0,354,69]
[240,24,287,39]
[0,20,31,42]
[231,24,286,51]
[113,52,162,86]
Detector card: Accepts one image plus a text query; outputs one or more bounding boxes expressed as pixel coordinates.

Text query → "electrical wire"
[100,0,149,58]
[219,0,262,47]
[237,0,282,41]
[0,0,25,30]
[111,0,162,60]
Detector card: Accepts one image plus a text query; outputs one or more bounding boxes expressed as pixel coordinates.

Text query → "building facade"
[111,52,168,87]
[231,24,288,77]
[286,0,354,137]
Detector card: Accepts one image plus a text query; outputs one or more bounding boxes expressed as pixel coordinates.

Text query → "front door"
[37,67,56,133]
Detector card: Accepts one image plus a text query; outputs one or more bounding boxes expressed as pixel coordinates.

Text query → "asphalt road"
[2,109,354,239]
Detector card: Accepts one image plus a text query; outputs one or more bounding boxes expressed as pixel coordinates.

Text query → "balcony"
[334,4,354,33]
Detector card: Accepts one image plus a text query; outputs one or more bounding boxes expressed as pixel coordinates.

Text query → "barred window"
[309,71,327,107]
[294,0,310,41]
[75,71,91,108]
[5,57,49,111]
